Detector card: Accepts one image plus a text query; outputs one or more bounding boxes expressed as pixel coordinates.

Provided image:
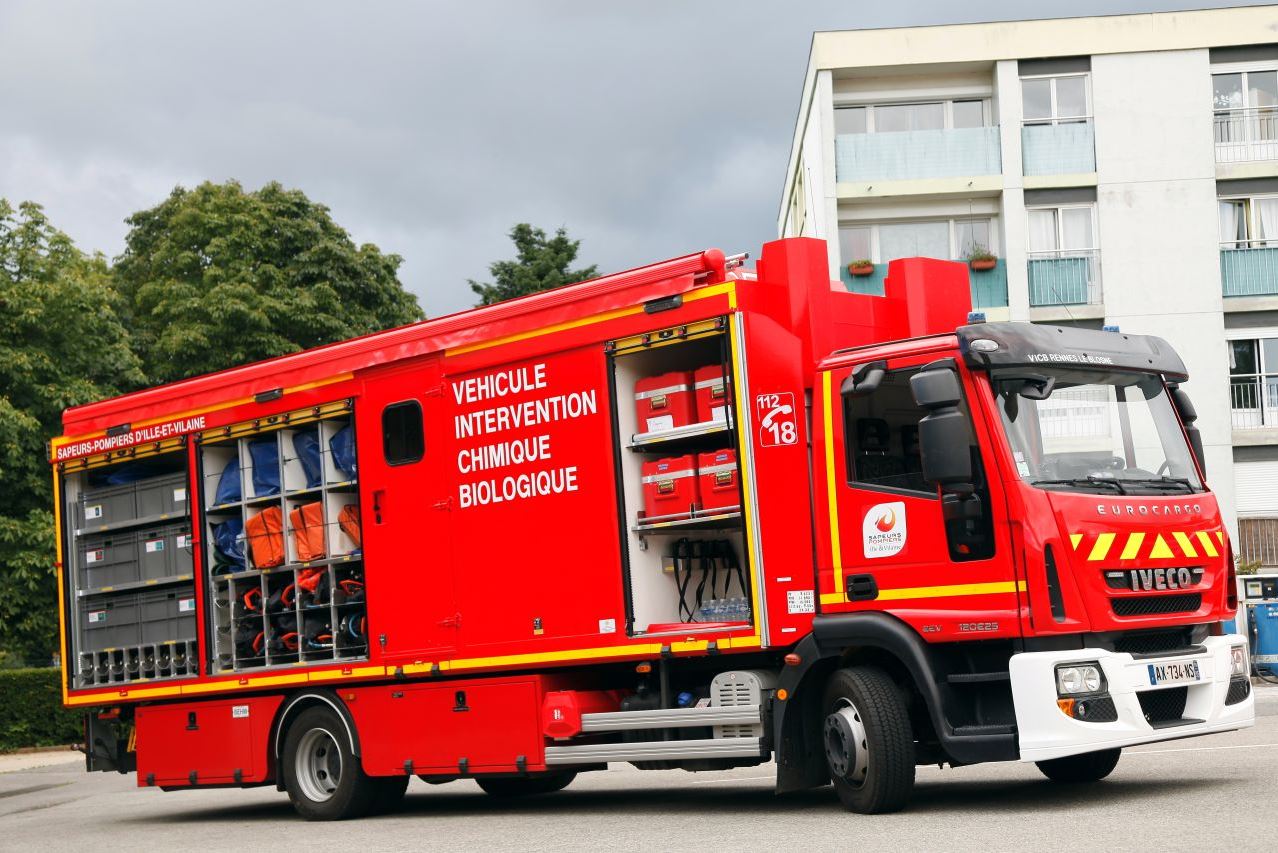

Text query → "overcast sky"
[0,1,1257,316]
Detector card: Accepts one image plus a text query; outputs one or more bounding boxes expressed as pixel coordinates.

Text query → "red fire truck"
[53,237,1254,819]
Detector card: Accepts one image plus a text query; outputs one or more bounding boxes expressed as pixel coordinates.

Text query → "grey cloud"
[0,0,1254,316]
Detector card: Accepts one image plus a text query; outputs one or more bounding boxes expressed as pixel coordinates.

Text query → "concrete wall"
[1090,48,1238,536]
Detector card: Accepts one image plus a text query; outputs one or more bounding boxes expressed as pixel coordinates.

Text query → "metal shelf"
[633,507,742,535]
[75,510,190,537]
[628,418,733,451]
[77,572,195,598]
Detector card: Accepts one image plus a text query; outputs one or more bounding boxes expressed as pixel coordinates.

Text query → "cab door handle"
[373,489,385,524]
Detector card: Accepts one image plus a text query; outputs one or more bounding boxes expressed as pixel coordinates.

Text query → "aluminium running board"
[544,736,765,766]
[578,704,761,732]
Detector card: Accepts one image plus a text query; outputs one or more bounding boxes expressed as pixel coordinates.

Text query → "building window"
[834,99,989,134]
[1229,337,1278,429]
[838,217,995,264]
[1219,195,1278,248]
[1021,74,1090,125]
[1213,69,1278,161]
[1026,204,1101,306]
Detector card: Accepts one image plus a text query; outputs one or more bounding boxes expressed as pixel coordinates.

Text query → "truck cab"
[786,315,1252,804]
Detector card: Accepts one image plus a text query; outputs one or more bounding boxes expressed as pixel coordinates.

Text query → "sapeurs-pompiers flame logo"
[863,501,906,558]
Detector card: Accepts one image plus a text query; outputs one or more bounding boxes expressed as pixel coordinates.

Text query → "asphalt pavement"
[4,683,1277,852]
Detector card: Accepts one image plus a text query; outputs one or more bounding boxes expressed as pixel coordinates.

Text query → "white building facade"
[778,6,1278,562]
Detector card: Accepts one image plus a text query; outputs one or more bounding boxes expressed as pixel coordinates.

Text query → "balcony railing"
[1221,244,1278,297]
[1215,108,1278,164]
[1237,518,1278,567]
[1021,120,1096,176]
[838,257,1008,310]
[1027,249,1102,307]
[834,127,1002,183]
[1230,376,1278,429]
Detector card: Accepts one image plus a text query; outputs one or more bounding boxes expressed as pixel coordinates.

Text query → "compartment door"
[358,356,458,662]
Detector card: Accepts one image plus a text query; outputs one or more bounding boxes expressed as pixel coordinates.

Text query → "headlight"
[1056,662,1104,696]
[1231,645,1248,677]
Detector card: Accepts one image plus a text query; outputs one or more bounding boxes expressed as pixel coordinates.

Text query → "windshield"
[994,370,1203,495]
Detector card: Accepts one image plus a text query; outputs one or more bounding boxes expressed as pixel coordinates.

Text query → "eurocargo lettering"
[52,239,1252,820]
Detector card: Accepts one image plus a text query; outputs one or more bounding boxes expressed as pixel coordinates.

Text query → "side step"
[579,705,761,732]
[545,737,765,766]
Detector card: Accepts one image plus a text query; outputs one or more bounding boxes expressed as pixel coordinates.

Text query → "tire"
[821,666,915,814]
[282,706,387,820]
[1035,748,1121,784]
[475,771,577,797]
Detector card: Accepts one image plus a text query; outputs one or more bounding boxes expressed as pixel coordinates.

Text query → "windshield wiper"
[1031,477,1128,494]
[1115,477,1195,493]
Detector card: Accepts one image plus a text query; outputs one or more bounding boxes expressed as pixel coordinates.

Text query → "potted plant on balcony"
[967,245,998,272]
[847,259,875,277]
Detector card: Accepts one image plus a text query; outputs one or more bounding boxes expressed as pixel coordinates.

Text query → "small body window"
[382,400,424,465]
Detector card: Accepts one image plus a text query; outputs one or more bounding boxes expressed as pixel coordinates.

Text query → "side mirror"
[1169,384,1206,476]
[910,368,973,490]
[840,360,886,398]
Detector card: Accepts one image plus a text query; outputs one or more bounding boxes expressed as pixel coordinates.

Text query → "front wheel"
[1035,748,1121,783]
[282,706,404,820]
[822,666,915,814]
[476,771,576,797]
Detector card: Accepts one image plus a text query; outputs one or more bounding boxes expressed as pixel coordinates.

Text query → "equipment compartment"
[198,401,368,674]
[608,321,753,636]
[62,450,195,689]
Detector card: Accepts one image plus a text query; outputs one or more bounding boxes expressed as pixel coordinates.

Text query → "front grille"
[1138,686,1188,724]
[1114,629,1195,655]
[1112,593,1201,617]
[1226,678,1251,706]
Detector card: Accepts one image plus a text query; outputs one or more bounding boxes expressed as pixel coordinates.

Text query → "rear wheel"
[282,706,396,820]
[476,771,577,797]
[822,666,915,814]
[1035,748,1121,783]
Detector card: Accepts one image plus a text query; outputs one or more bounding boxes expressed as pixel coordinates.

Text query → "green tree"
[114,181,424,384]
[0,200,144,664]
[469,223,597,306]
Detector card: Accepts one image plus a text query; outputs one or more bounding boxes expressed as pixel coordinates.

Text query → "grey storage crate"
[138,588,197,644]
[79,484,137,529]
[136,472,189,519]
[170,526,194,576]
[81,594,141,652]
[80,532,140,590]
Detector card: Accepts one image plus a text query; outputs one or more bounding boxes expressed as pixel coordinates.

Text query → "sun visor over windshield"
[956,323,1188,382]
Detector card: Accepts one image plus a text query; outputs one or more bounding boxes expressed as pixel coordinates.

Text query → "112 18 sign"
[757,392,798,447]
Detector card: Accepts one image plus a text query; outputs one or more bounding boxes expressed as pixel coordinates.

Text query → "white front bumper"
[1010,634,1255,763]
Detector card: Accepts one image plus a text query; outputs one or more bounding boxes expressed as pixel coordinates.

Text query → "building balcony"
[1021,120,1096,176]
[1215,108,1278,164]
[1027,249,1102,307]
[1230,377,1278,430]
[839,258,1008,310]
[1221,245,1278,297]
[834,127,1002,184]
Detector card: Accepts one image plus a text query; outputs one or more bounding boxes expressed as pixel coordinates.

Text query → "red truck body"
[53,238,1254,816]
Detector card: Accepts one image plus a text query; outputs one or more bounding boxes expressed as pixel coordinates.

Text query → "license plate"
[1147,660,1201,686]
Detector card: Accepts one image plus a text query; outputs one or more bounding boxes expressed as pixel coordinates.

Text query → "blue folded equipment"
[213,517,246,569]
[248,438,280,496]
[330,425,357,480]
[293,431,322,489]
[214,456,241,506]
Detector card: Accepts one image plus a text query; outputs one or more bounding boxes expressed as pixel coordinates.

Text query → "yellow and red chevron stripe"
[1068,529,1225,562]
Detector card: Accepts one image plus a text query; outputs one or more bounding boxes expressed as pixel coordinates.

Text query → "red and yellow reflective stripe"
[1069,529,1226,562]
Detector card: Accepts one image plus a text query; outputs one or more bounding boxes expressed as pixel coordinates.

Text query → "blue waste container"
[1253,602,1278,676]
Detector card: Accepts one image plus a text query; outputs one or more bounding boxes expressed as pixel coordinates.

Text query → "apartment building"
[777,5,1278,561]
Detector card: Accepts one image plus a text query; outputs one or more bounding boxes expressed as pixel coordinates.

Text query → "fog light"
[1231,645,1248,677]
[1056,662,1104,696]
